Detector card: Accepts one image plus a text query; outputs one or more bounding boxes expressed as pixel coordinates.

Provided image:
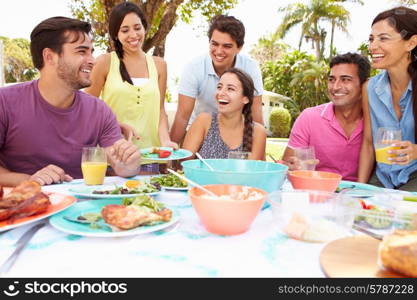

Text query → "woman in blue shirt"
[358,6,417,190]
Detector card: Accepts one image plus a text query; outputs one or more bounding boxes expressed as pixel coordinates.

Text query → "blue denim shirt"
[368,70,417,188]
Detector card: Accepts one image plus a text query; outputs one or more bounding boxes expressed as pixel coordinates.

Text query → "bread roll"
[379,230,417,277]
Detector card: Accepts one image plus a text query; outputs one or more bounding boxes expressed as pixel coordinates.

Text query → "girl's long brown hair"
[221,68,256,152]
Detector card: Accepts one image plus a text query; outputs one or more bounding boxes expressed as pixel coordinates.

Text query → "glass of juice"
[228,151,249,159]
[81,147,107,185]
[294,146,317,170]
[375,127,402,164]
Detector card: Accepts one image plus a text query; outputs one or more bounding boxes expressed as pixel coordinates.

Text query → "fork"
[62,216,113,231]
[0,220,47,275]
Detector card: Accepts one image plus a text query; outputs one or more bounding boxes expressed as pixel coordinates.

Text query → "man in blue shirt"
[170,15,264,144]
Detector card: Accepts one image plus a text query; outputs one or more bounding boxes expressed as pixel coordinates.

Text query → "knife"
[0,221,47,275]
[352,224,383,241]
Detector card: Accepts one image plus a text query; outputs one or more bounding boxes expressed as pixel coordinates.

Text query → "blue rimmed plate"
[140,147,193,161]
[161,186,189,191]
[68,185,160,199]
[337,180,381,192]
[49,199,179,237]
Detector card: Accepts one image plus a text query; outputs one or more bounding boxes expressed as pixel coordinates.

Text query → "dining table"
[0,176,406,278]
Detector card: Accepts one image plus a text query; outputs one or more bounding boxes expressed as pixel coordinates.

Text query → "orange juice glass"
[81,147,107,185]
[375,146,401,164]
[374,127,402,165]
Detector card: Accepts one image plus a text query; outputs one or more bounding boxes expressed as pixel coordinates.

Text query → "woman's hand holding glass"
[374,127,403,165]
[388,140,417,165]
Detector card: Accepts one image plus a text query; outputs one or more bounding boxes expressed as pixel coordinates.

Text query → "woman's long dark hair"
[221,68,256,152]
[372,6,417,141]
[108,2,148,84]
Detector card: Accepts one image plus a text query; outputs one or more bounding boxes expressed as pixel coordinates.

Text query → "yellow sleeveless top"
[101,52,161,151]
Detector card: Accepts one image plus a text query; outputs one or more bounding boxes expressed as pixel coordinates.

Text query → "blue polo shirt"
[368,70,417,188]
[178,53,264,124]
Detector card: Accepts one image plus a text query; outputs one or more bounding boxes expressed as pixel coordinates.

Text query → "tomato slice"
[158,150,171,158]
[359,199,368,209]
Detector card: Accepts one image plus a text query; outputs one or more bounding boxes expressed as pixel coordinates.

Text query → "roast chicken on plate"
[102,205,172,230]
[0,181,51,222]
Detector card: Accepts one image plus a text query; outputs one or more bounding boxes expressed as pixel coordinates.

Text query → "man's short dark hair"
[207,15,245,48]
[329,52,371,85]
[30,16,92,70]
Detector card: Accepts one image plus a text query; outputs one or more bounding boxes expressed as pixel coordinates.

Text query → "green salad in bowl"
[150,172,188,188]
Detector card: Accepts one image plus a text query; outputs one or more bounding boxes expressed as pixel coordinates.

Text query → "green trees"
[70,0,238,57]
[261,50,329,123]
[249,32,289,65]
[0,37,37,83]
[276,0,363,60]
[269,107,292,138]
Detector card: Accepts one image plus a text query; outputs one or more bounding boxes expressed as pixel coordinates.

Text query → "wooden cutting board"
[319,235,405,278]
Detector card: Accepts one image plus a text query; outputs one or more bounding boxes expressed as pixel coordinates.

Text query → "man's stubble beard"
[57,58,91,90]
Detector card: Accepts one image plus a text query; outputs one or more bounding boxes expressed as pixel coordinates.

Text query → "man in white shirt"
[170,15,264,144]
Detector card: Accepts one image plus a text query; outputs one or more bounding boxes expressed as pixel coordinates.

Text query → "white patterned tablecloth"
[0,176,328,277]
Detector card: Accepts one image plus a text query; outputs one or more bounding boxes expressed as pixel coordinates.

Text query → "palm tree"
[327,0,363,59]
[250,32,289,64]
[392,0,417,4]
[276,0,362,60]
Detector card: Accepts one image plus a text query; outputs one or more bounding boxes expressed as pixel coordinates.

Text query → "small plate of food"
[68,180,161,199]
[0,181,76,232]
[150,172,189,191]
[49,195,179,237]
[140,147,193,161]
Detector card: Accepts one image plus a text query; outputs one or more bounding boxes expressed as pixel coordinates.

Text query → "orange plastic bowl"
[188,184,267,235]
[288,170,342,192]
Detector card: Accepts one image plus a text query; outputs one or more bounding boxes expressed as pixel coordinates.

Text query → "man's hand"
[30,165,73,186]
[284,156,319,171]
[107,139,141,176]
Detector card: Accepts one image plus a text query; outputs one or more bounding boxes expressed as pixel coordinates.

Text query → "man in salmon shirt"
[282,53,371,181]
[0,17,141,186]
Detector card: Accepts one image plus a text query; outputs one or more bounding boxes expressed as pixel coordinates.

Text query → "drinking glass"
[294,146,316,171]
[81,147,107,185]
[374,127,402,165]
[228,151,249,160]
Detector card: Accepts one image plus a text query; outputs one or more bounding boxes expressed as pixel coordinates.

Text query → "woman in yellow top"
[85,2,177,174]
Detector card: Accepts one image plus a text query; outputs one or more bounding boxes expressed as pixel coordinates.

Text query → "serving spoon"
[167,169,218,197]
[195,152,215,171]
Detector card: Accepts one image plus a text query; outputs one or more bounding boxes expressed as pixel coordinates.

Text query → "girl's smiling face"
[216,72,249,113]
[117,12,146,53]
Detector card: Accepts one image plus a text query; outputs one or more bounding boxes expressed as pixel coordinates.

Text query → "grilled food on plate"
[102,205,172,230]
[0,181,51,221]
[100,194,172,230]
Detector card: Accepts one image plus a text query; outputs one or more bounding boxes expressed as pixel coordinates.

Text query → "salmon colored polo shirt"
[287,102,363,181]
